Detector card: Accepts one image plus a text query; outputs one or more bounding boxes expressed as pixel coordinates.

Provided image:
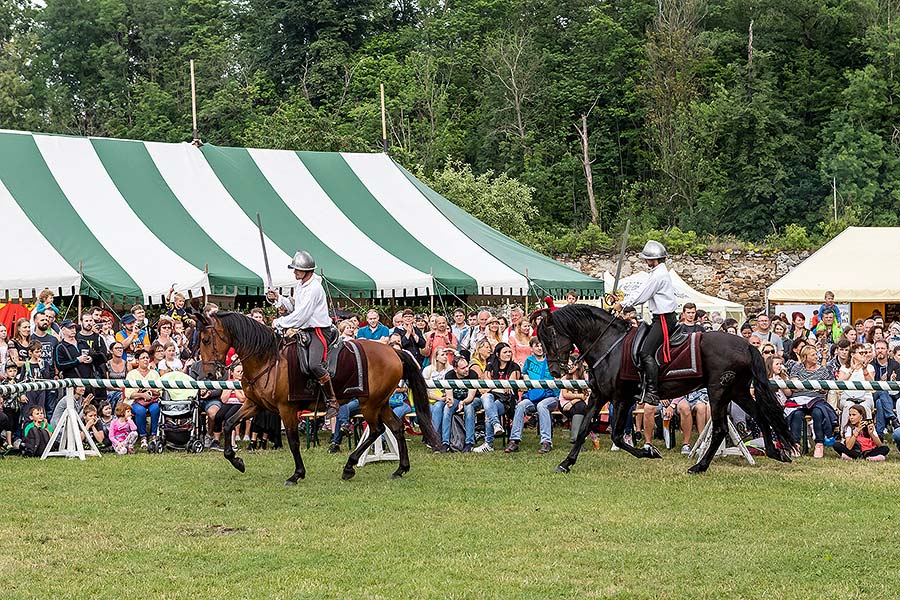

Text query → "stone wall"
[558,250,810,309]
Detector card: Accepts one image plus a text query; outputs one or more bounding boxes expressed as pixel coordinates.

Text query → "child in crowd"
[2,363,20,448]
[82,404,107,449]
[109,403,138,455]
[22,406,52,457]
[98,402,114,448]
[834,404,889,461]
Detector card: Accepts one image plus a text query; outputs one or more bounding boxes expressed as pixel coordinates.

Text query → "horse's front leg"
[556,396,599,473]
[278,403,305,485]
[610,394,659,458]
[223,402,258,473]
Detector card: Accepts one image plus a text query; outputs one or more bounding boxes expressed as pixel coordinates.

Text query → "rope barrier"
[3,377,900,396]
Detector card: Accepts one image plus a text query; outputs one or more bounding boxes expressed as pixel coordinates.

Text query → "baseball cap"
[60,319,76,328]
[121,314,137,325]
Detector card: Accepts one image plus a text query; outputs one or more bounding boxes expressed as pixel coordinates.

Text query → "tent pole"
[524,269,529,314]
[77,261,83,317]
[190,59,201,146]
[380,83,388,153]
[429,268,434,315]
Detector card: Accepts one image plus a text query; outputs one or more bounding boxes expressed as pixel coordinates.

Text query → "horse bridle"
[197,321,229,380]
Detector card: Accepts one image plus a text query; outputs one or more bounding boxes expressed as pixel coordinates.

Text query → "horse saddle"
[292,329,343,380]
[619,323,702,382]
[286,336,369,403]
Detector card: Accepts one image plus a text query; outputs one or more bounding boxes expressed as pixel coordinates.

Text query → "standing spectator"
[502,307,524,343]
[75,310,109,402]
[396,309,426,365]
[565,291,578,305]
[752,314,784,354]
[30,312,59,376]
[213,363,246,451]
[869,340,900,436]
[337,319,357,341]
[785,312,809,359]
[155,316,178,354]
[834,404,889,461]
[559,360,591,445]
[131,304,150,338]
[0,323,8,373]
[357,309,389,341]
[841,326,858,344]
[99,314,116,350]
[836,343,875,430]
[813,308,842,347]
[188,359,222,448]
[388,311,404,334]
[679,303,704,333]
[20,340,51,417]
[507,318,533,367]
[886,323,900,351]
[8,318,32,368]
[125,348,161,449]
[2,363,19,447]
[423,316,457,361]
[855,319,866,341]
[450,308,469,352]
[818,291,841,325]
[463,310,491,357]
[115,313,149,361]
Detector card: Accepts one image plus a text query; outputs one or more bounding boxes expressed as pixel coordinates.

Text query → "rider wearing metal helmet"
[617,240,677,408]
[266,250,339,418]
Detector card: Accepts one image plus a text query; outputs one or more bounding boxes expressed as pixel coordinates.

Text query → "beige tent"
[768,227,900,302]
[590,268,745,323]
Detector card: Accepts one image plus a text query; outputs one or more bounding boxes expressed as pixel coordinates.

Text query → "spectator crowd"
[2,287,899,464]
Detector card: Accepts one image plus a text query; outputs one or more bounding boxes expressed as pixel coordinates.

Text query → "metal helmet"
[638,240,667,260]
[288,250,316,271]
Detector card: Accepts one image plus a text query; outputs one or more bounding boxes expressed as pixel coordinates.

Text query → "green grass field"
[2,432,898,600]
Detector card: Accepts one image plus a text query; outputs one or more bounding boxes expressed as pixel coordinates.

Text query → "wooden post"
[524,268,529,314]
[429,268,434,314]
[380,83,388,153]
[190,59,200,146]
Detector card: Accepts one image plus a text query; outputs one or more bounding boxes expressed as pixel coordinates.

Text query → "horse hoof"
[391,471,405,480]
[342,468,356,481]
[231,458,245,473]
[554,464,571,474]
[645,445,663,459]
[284,479,298,486]
[687,463,705,475]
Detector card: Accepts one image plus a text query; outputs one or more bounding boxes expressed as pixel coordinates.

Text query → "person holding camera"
[834,404,889,461]
[836,343,875,430]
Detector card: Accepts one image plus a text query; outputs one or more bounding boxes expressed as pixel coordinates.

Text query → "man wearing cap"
[115,313,150,362]
[266,250,339,419]
[614,240,677,408]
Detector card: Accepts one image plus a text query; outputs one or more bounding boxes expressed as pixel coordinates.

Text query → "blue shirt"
[521,355,559,398]
[357,323,390,340]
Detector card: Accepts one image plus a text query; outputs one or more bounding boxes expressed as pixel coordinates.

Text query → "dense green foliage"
[1,0,898,246]
[2,439,900,598]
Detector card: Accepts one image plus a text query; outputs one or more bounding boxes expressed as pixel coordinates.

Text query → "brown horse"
[194,311,440,485]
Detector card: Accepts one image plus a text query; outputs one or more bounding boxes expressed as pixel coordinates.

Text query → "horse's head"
[192,309,230,380]
[531,307,573,378]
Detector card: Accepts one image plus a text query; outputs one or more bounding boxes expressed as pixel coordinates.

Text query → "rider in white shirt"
[266,250,339,418]
[616,240,677,406]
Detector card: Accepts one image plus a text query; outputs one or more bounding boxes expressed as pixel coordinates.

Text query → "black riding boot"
[318,373,340,420]
[640,354,661,406]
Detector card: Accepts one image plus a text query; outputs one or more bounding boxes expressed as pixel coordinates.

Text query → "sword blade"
[257,212,273,289]
[612,219,630,297]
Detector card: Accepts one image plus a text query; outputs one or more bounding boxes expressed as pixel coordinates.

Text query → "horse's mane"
[550,303,630,337]
[213,311,280,361]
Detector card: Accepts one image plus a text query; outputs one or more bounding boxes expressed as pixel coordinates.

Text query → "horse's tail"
[397,349,441,449]
[748,346,795,447]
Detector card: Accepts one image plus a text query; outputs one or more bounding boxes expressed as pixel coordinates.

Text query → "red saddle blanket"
[619,328,703,382]
[286,339,369,403]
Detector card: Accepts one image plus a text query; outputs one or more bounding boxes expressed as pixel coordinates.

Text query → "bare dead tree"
[483,30,539,150]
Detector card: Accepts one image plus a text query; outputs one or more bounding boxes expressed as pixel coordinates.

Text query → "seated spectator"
[565,290,578,305]
[673,388,709,454]
[356,309,388,341]
[388,385,412,423]
[469,338,493,377]
[109,402,138,454]
[505,340,557,454]
[337,319,357,341]
[125,348,162,449]
[836,343,875,430]
[212,363,246,451]
[748,335,762,351]
[422,347,450,449]
[97,401,114,446]
[680,303,704,333]
[441,355,480,453]
[835,404,889,461]
[869,340,900,437]
[50,386,94,430]
[21,405,51,458]
[787,345,839,458]
[559,360,589,444]
[740,323,753,340]
[450,308,469,352]
[752,314,783,354]
[82,403,107,449]
[768,354,801,457]
[157,341,183,375]
[423,315,457,361]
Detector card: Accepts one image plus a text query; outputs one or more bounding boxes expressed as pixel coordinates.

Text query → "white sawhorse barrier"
[41,388,102,460]
[688,416,754,465]
[355,424,400,467]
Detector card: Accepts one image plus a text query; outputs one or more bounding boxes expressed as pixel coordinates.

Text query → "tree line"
[0,0,897,251]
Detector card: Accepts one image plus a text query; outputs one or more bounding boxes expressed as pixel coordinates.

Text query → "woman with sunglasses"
[106,342,128,411]
[836,342,875,430]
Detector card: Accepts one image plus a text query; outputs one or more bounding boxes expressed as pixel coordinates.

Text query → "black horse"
[532,304,794,474]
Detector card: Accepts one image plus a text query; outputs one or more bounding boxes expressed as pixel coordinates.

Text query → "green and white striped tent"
[0,130,603,303]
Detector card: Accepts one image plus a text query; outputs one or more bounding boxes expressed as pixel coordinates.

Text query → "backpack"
[449,413,466,452]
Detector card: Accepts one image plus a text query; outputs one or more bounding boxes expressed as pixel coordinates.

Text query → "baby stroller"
[155,391,204,453]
